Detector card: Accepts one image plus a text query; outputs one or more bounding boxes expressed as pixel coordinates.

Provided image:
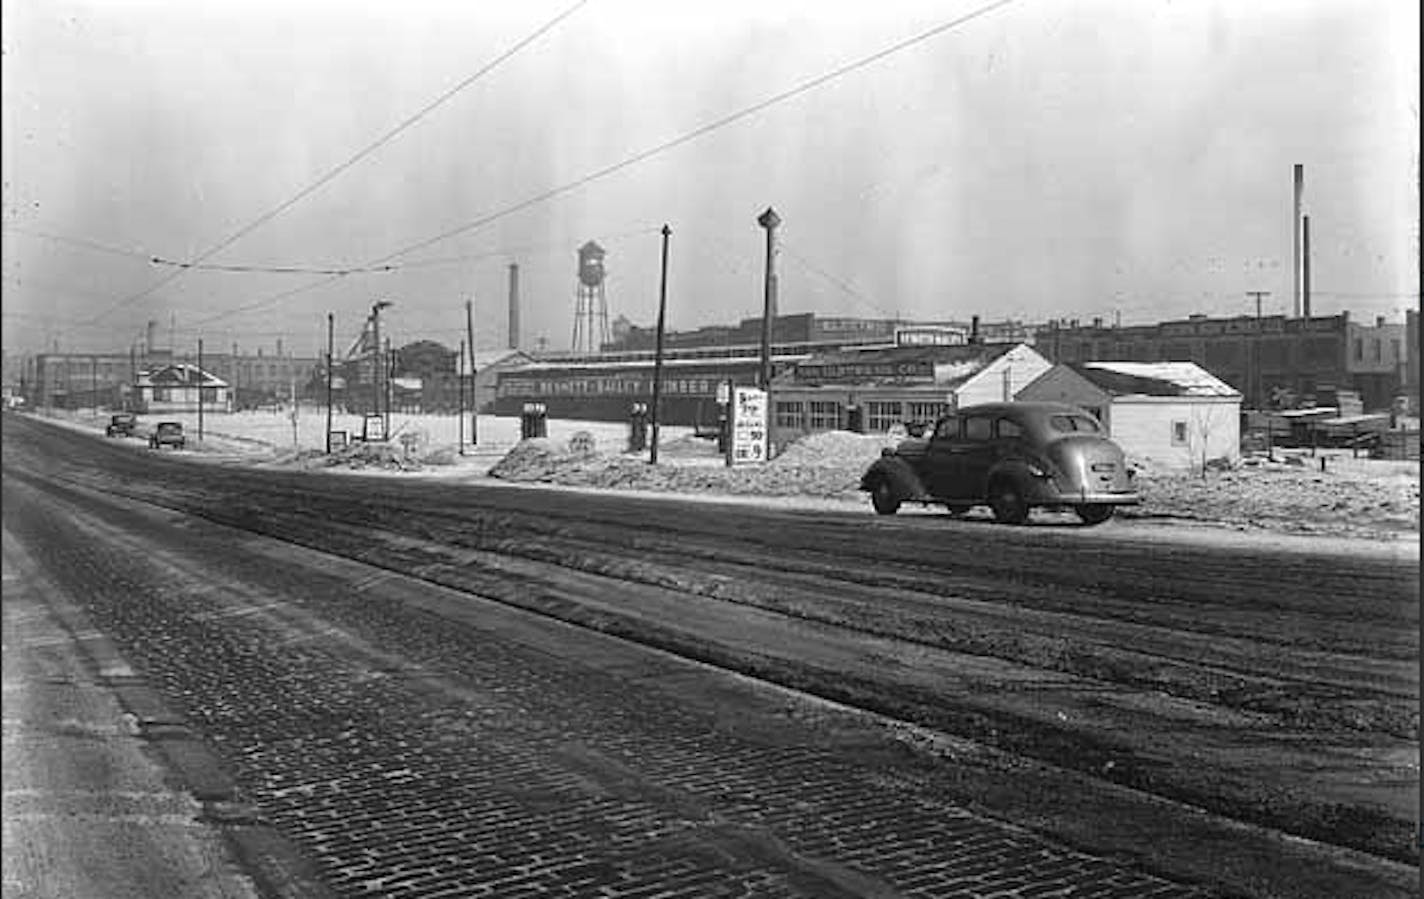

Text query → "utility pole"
[457,338,466,455]
[1246,291,1270,411]
[384,338,394,440]
[325,313,334,454]
[465,299,477,446]
[370,300,392,437]
[197,338,204,443]
[91,356,97,412]
[1246,290,1270,321]
[756,207,781,392]
[650,224,671,464]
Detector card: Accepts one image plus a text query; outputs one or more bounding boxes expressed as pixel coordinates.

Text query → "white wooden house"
[1018,361,1241,471]
[133,363,232,414]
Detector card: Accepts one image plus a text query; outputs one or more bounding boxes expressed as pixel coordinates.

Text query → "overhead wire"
[148,256,399,276]
[378,0,1021,265]
[778,240,895,320]
[3,226,156,262]
[189,0,1021,327]
[75,0,591,327]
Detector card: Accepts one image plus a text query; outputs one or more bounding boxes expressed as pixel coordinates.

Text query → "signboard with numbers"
[727,386,768,466]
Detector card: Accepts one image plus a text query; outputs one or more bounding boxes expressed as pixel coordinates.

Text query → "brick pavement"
[4,493,1221,899]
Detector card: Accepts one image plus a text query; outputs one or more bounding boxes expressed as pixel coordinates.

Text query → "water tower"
[571,240,610,354]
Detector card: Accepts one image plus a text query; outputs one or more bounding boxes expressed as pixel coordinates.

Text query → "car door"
[923,415,964,499]
[955,413,999,499]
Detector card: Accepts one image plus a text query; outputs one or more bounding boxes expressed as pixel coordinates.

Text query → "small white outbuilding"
[1018,361,1242,472]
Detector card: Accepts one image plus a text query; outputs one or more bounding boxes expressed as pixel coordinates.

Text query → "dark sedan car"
[105,412,138,437]
[148,421,186,450]
[860,401,1139,525]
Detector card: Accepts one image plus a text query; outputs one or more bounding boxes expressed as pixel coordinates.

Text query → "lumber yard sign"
[728,386,768,466]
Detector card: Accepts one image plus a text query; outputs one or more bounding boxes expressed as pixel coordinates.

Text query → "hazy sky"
[2,0,1418,358]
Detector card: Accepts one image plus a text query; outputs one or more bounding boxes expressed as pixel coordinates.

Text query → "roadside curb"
[42,589,334,899]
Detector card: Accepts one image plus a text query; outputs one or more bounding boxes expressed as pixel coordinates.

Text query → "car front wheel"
[989,479,1029,525]
[1075,504,1115,525]
[870,480,901,515]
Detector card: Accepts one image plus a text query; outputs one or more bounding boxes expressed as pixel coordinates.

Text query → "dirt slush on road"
[484,430,1419,875]
[14,410,1423,896]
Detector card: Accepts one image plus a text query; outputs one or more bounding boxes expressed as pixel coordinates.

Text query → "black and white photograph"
[2,1,1418,897]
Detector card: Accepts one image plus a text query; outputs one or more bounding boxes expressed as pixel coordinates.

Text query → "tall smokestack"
[146,320,158,354]
[507,263,520,350]
[1302,214,1311,318]
[970,314,981,345]
[1293,164,1304,318]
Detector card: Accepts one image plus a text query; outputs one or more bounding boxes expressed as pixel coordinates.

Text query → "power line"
[2,227,155,262]
[148,256,399,276]
[779,240,893,319]
[76,0,590,327]
[191,0,1017,327]
[380,0,1020,265]
[188,223,663,327]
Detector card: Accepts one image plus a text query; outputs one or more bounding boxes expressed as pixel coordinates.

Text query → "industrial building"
[26,320,321,412]
[1033,311,1410,412]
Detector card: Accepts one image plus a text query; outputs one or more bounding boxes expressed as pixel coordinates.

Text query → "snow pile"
[1122,461,1420,537]
[284,439,461,472]
[488,431,903,498]
[487,429,1419,539]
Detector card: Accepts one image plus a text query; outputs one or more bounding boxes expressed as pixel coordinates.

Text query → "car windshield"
[158,423,182,433]
[1048,413,1102,434]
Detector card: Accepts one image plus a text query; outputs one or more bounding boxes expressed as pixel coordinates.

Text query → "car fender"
[861,455,928,500]
[986,458,1051,501]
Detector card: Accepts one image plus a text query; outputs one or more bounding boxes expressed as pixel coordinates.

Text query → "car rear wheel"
[870,480,901,515]
[989,479,1029,525]
[1075,504,1115,525]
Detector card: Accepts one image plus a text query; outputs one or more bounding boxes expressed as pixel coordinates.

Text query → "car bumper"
[1027,481,1140,506]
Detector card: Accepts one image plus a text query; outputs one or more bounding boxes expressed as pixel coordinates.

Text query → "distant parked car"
[860,401,1140,525]
[105,412,138,437]
[148,421,186,450]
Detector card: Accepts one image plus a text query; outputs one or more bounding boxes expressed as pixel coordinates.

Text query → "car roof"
[157,421,183,427]
[954,401,1089,418]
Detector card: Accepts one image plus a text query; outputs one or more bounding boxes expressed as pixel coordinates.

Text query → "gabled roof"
[1072,362,1239,398]
[136,363,229,388]
[472,349,533,369]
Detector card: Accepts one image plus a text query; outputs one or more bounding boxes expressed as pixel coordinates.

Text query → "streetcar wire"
[75,0,591,327]
[188,0,1021,327]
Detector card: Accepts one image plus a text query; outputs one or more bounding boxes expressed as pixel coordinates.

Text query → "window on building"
[775,401,804,429]
[866,401,902,432]
[200,387,219,402]
[808,401,842,430]
[1171,420,1188,446]
[1391,339,1401,362]
[1354,337,1364,361]
[1373,339,1382,362]
[904,401,950,423]
[153,387,170,401]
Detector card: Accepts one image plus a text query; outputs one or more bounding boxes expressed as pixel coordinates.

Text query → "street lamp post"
[756,206,780,393]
